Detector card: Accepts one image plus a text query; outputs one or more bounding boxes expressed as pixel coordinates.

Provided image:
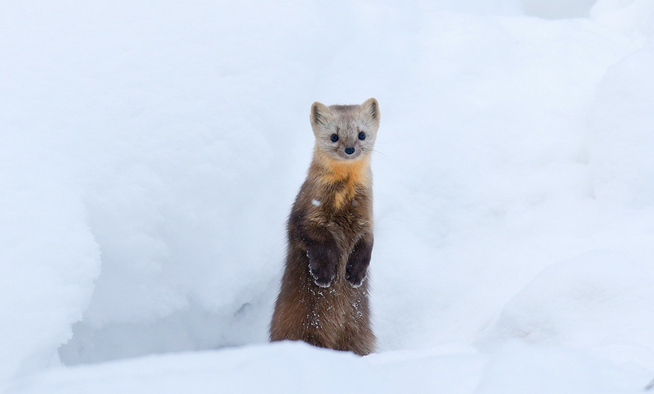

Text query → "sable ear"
[310,102,332,127]
[360,98,380,124]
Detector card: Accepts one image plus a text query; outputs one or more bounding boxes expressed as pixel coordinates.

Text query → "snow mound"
[478,250,654,368]
[372,11,632,351]
[522,0,596,19]
[12,342,389,394]
[589,48,654,208]
[591,0,654,46]
[8,342,651,394]
[474,341,645,394]
[0,135,100,385]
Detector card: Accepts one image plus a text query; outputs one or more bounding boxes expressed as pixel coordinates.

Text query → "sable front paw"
[310,263,336,288]
[345,264,367,288]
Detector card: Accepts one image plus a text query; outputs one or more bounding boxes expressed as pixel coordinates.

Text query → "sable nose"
[345,147,355,155]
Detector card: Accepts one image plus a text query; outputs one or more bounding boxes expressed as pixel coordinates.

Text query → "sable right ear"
[360,98,380,124]
[310,102,331,127]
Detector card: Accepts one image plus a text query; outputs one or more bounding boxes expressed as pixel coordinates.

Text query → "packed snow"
[1,0,654,392]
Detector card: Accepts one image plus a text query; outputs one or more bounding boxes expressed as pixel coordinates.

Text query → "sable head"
[310,98,380,161]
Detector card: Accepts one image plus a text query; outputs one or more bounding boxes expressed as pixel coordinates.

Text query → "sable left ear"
[360,98,380,124]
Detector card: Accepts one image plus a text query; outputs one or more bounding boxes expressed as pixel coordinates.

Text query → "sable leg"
[292,214,340,288]
[306,236,339,287]
[345,235,373,287]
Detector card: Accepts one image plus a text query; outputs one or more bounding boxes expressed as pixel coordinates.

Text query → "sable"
[270,98,380,356]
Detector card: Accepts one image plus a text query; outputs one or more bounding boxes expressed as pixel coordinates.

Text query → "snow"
[5,342,651,394]
[522,0,597,18]
[10,343,387,394]
[0,119,101,383]
[2,0,654,392]
[478,250,654,367]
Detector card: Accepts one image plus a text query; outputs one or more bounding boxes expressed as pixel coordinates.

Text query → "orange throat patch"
[313,148,371,208]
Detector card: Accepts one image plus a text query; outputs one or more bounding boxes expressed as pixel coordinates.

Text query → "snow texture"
[1,0,654,392]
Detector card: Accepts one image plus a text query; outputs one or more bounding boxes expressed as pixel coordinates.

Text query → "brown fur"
[270,99,379,356]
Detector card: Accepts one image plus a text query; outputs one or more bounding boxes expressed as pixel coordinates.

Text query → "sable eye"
[358,132,366,141]
[331,134,339,142]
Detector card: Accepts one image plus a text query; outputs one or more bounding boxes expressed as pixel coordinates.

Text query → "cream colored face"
[310,98,380,161]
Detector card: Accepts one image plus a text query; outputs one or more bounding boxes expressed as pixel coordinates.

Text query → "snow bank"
[474,342,647,394]
[12,343,389,394]
[7,342,651,394]
[591,0,654,46]
[478,44,654,369]
[371,13,632,350]
[0,134,100,384]
[522,0,596,18]
[478,251,654,368]
[589,48,654,208]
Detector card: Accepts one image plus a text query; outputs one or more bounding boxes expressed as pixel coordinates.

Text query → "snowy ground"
[2,0,654,392]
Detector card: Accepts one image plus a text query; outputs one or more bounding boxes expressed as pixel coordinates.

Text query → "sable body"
[270,99,380,356]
